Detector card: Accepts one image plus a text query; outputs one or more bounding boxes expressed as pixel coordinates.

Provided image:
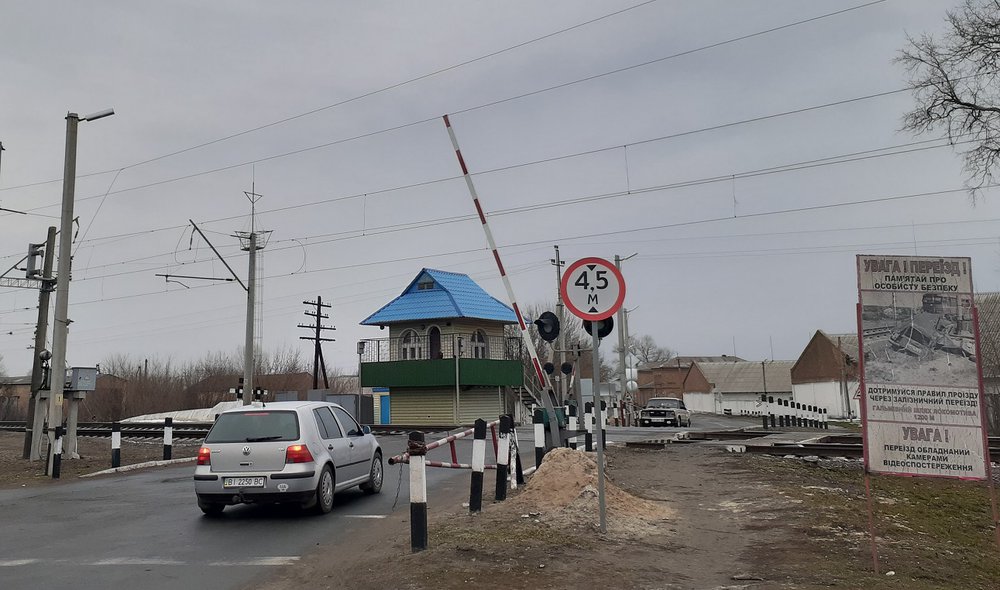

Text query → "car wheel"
[360,452,383,495]
[313,465,335,514]
[198,499,225,516]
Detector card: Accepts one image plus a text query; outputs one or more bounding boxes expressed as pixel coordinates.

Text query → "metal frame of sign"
[560,257,626,321]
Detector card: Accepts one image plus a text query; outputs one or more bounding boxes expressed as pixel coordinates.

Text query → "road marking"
[343,514,387,519]
[207,556,300,566]
[0,559,39,566]
[90,558,184,566]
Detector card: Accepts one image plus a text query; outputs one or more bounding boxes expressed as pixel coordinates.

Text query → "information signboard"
[857,255,988,479]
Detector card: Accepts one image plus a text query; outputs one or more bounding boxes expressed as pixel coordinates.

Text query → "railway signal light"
[582,316,614,339]
[533,311,560,342]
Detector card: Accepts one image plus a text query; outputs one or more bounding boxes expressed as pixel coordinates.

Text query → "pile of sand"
[504,447,673,538]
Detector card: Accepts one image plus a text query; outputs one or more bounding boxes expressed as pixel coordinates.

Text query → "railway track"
[0,421,458,440]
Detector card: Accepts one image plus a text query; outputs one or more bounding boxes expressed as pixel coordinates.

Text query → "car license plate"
[652,417,665,422]
[223,477,265,488]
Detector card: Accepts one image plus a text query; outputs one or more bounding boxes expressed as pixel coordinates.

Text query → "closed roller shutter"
[390,390,455,425]
[458,388,503,425]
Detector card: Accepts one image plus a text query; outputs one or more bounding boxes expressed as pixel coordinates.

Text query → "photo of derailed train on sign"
[861,292,977,388]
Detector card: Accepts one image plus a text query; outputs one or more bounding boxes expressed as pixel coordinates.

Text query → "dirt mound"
[503,447,673,538]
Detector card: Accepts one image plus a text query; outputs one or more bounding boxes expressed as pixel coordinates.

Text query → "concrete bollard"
[533,409,545,468]
[469,419,486,513]
[111,422,121,468]
[496,415,512,502]
[568,404,578,450]
[163,417,173,460]
[408,431,428,552]
[52,425,63,479]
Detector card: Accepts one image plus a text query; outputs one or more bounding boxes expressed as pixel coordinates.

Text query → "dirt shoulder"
[260,444,1000,590]
[0,430,200,487]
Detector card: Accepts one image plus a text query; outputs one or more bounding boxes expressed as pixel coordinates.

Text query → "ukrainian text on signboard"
[857,255,987,480]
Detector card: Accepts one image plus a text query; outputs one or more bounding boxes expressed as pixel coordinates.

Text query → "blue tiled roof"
[360,268,517,325]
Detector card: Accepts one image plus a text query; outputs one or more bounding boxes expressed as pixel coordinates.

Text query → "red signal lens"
[285,444,314,464]
[197,446,211,466]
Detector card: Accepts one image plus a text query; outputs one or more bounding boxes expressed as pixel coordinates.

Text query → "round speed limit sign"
[560,257,626,321]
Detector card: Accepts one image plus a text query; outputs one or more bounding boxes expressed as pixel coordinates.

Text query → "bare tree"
[899,0,1000,195]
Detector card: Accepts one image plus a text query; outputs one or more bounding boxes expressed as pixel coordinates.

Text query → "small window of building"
[472,330,488,359]
[416,277,435,290]
[400,329,423,360]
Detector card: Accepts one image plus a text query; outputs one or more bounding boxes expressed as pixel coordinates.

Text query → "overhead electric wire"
[7,134,980,281]
[0,0,660,193]
[1,0,887,207]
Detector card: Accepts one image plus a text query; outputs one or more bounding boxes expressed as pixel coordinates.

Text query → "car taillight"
[197,446,211,466]
[285,444,314,464]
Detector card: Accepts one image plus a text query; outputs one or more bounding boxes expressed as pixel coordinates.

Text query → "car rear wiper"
[245,435,283,442]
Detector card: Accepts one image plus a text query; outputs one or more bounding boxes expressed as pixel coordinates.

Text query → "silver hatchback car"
[193,401,382,515]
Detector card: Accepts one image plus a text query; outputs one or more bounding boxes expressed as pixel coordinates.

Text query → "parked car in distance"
[639,397,692,427]
[193,401,382,516]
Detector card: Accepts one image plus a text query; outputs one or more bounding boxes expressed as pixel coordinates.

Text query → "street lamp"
[614,253,637,425]
[47,108,114,475]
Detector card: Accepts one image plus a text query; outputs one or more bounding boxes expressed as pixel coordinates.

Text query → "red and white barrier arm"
[388,419,500,465]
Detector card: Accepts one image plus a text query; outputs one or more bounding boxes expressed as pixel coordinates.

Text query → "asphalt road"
[0,415,756,590]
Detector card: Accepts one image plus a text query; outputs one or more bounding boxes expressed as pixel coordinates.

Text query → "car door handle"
[349,442,355,448]
[327,444,334,450]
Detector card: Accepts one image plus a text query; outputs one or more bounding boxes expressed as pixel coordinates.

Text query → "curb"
[80,456,196,478]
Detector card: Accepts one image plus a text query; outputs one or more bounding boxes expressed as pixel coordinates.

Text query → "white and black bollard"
[533,409,545,469]
[111,422,121,468]
[163,417,173,460]
[568,404,578,450]
[496,415,512,501]
[408,431,428,552]
[792,402,800,428]
[822,408,828,429]
[469,419,486,513]
[584,402,594,452]
[512,414,525,486]
[52,425,63,479]
[600,401,608,450]
[761,394,769,429]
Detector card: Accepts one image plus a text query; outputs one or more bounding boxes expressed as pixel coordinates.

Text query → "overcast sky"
[0,0,993,377]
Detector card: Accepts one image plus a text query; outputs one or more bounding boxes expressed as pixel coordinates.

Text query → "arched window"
[400,329,422,360]
[472,330,488,359]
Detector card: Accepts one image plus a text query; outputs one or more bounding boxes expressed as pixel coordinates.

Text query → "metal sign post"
[561,256,627,535]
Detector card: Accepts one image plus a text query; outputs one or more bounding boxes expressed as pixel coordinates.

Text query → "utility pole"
[46,108,113,474]
[298,296,335,389]
[235,187,270,406]
[551,245,566,404]
[24,226,56,460]
[615,253,637,425]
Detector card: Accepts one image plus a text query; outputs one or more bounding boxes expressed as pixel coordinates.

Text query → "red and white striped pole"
[443,115,562,446]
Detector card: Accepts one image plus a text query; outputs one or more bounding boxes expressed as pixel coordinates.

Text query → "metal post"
[66,395,80,458]
[615,256,627,427]
[553,246,566,404]
[591,321,608,534]
[47,113,79,475]
[24,226,56,460]
[243,232,256,406]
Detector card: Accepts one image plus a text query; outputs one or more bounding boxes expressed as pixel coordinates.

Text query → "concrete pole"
[622,306,634,425]
[553,245,565,404]
[25,226,57,460]
[615,256,627,425]
[47,113,80,475]
[242,232,256,406]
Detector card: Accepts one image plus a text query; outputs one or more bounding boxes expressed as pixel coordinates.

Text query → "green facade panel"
[361,359,523,388]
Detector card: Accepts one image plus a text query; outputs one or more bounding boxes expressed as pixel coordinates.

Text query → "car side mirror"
[362,425,371,435]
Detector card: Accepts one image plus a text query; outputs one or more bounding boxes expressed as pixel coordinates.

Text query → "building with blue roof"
[358,269,524,425]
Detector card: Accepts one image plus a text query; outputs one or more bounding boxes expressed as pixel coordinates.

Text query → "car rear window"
[205,411,300,443]
[648,399,681,408]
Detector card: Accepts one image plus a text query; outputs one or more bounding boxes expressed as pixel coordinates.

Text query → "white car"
[193,401,382,515]
[639,397,692,427]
